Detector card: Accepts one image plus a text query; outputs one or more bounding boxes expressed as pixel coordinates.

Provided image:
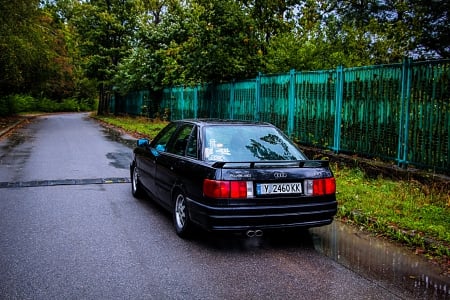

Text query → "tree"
[333,0,449,62]
[71,0,138,114]
[0,0,48,96]
[240,0,298,50]
[180,0,263,83]
[417,0,449,58]
[0,0,80,101]
[114,0,264,92]
[72,0,450,105]
[37,9,76,99]
[113,0,179,94]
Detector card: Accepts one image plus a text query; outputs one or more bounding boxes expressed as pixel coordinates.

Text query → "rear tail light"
[203,179,253,199]
[304,178,336,196]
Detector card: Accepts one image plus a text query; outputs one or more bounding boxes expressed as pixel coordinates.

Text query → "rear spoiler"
[211,160,330,169]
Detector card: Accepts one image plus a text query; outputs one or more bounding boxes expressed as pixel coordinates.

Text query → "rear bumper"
[187,198,337,232]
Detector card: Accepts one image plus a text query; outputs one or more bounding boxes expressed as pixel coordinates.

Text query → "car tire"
[173,190,193,238]
[131,165,144,198]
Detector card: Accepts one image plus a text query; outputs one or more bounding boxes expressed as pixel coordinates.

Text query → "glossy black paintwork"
[131,119,337,232]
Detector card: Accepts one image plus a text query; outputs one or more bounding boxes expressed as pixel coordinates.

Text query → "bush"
[79,98,98,111]
[37,98,59,112]
[0,95,37,116]
[0,94,98,116]
[60,99,80,111]
[13,95,38,112]
[0,96,14,116]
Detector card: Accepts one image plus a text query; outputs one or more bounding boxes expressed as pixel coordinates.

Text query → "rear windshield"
[203,125,306,162]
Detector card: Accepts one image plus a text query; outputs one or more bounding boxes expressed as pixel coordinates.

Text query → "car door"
[139,123,177,200]
[155,123,196,207]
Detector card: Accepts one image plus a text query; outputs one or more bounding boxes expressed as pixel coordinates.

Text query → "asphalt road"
[0,113,406,299]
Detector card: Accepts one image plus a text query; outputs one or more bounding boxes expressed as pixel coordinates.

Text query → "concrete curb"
[0,119,27,138]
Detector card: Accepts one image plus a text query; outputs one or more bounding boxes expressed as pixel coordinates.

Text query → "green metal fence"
[111,90,150,117]
[113,59,450,174]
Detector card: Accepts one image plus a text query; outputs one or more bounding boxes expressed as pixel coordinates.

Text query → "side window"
[152,123,177,152]
[186,126,198,159]
[166,125,194,156]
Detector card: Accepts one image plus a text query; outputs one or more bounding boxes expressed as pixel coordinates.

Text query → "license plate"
[256,183,302,195]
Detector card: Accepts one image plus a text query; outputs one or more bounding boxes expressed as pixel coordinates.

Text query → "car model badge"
[274,172,287,178]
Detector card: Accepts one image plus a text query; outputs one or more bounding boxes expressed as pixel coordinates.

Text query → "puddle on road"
[106,152,132,169]
[311,221,450,299]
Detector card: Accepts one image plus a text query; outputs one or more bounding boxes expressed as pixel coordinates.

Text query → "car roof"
[172,119,272,127]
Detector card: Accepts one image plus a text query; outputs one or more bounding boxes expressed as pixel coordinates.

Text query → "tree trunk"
[97,83,110,115]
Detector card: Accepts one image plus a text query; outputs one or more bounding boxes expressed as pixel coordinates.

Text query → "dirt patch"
[0,116,32,141]
[0,116,24,130]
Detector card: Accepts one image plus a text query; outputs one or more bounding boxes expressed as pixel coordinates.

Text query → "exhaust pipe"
[246,229,263,238]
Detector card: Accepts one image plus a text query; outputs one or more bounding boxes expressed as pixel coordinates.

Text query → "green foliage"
[0,0,44,96]
[112,0,450,92]
[0,95,97,116]
[0,0,78,100]
[334,163,450,256]
[1,0,449,117]
[180,0,263,82]
[0,96,16,117]
[70,0,139,114]
[113,0,265,94]
[93,115,167,139]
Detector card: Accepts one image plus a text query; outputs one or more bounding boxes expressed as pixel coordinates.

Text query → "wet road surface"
[312,222,449,299]
[0,113,448,299]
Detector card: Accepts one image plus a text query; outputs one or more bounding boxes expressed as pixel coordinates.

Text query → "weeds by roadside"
[93,114,167,139]
[0,116,23,131]
[334,164,450,260]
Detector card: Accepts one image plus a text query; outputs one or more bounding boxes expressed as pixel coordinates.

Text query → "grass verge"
[333,164,449,260]
[93,114,449,271]
[93,114,168,139]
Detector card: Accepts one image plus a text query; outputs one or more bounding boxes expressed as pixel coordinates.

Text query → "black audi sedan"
[130,119,337,238]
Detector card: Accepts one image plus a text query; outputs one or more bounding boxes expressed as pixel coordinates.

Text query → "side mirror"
[137,138,149,147]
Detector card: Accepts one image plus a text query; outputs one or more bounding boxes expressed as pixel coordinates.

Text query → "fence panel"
[162,86,182,120]
[182,87,195,119]
[407,61,450,171]
[293,70,336,148]
[214,83,233,119]
[195,85,209,118]
[160,88,172,119]
[259,74,290,131]
[112,90,148,116]
[339,64,403,161]
[232,80,256,120]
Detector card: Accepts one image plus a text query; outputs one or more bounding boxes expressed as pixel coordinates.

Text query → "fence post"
[180,86,185,120]
[255,72,261,121]
[333,65,344,153]
[230,80,235,119]
[193,85,198,119]
[140,91,145,117]
[397,58,412,168]
[287,69,296,136]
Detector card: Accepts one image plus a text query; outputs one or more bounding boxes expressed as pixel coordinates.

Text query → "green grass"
[93,114,168,139]
[334,164,450,257]
[93,114,450,259]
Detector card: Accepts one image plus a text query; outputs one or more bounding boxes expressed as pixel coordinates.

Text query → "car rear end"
[185,121,337,234]
[187,160,337,232]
